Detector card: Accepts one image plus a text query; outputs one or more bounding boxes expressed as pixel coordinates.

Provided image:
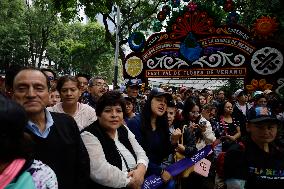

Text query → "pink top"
[0,159,25,189]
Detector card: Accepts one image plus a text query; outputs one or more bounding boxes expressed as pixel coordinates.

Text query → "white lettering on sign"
[200,37,255,55]
[143,177,162,189]
[228,27,249,40]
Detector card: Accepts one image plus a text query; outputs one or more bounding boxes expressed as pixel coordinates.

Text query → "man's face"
[13,70,49,115]
[43,70,55,87]
[77,76,88,93]
[144,89,150,96]
[48,90,61,107]
[167,107,176,126]
[127,86,139,98]
[88,79,107,98]
[237,93,248,103]
[247,122,278,145]
[218,91,225,100]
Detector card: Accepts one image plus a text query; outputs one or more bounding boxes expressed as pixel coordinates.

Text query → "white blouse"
[47,102,97,131]
[81,126,148,188]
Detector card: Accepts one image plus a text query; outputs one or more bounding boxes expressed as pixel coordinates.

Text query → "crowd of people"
[0,66,284,189]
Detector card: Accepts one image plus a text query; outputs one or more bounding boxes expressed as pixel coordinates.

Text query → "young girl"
[127,88,181,189]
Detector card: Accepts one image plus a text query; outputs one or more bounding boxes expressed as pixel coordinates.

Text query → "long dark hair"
[217,100,232,118]
[141,93,169,132]
[182,97,201,123]
[0,95,33,162]
[140,93,171,159]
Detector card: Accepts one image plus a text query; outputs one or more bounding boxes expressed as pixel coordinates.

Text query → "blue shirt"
[26,109,54,138]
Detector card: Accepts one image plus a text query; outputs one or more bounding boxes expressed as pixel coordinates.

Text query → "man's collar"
[45,109,54,127]
[26,109,54,138]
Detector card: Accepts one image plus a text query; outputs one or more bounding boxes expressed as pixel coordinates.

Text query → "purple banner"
[142,145,212,189]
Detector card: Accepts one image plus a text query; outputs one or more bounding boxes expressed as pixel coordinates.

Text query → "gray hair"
[88,76,105,87]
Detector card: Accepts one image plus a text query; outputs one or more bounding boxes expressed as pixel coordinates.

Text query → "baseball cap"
[247,107,279,124]
[149,88,173,102]
[263,89,273,95]
[234,89,246,97]
[252,91,263,98]
[126,79,140,88]
[252,91,265,101]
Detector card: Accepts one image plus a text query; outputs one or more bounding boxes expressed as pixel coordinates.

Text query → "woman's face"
[49,90,61,106]
[98,105,123,131]
[151,96,167,117]
[256,97,267,107]
[224,101,233,115]
[247,122,278,145]
[60,80,80,105]
[125,101,134,115]
[188,105,200,122]
[199,95,207,106]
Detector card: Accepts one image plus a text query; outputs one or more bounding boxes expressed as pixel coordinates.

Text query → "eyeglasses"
[189,111,200,116]
[92,83,108,88]
[47,76,54,81]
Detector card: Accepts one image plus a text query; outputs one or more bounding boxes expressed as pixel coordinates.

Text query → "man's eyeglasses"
[47,76,54,81]
[92,83,108,88]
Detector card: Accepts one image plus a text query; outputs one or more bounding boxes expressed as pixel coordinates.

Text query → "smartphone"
[199,121,207,127]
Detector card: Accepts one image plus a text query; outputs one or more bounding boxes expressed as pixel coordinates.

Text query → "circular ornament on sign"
[128,32,146,52]
[251,47,283,75]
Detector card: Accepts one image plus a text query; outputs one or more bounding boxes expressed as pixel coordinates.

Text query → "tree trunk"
[37,28,48,68]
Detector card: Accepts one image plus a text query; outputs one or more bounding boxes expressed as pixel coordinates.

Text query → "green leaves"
[47,22,115,80]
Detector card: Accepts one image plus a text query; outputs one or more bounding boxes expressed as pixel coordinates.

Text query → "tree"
[215,78,243,99]
[24,0,60,68]
[51,0,165,62]
[0,0,29,70]
[47,21,115,82]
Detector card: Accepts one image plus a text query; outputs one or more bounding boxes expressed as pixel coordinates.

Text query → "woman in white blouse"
[81,91,148,189]
[47,75,97,131]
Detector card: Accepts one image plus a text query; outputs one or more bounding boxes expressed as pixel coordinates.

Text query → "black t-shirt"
[224,139,284,189]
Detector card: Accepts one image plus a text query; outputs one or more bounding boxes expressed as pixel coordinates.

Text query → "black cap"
[149,88,172,102]
[247,107,279,124]
[126,79,140,88]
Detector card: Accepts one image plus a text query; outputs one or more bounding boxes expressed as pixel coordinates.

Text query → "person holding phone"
[176,98,216,188]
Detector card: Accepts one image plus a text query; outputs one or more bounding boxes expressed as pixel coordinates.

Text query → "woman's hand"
[171,128,182,144]
[197,123,207,133]
[161,170,172,183]
[175,144,185,153]
[127,164,146,189]
[189,123,198,132]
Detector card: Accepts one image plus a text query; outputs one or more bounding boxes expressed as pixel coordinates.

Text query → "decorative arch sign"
[123,2,283,94]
